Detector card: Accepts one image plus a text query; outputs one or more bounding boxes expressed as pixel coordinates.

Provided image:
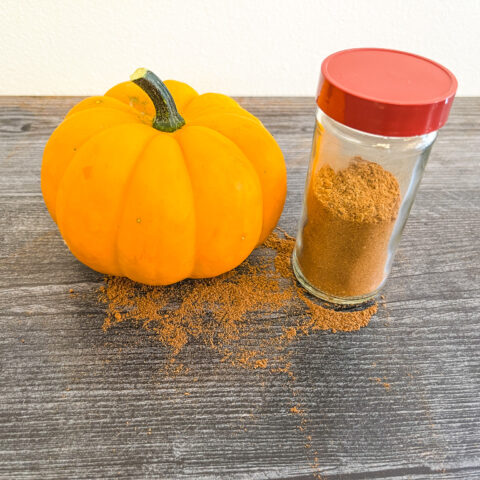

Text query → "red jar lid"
[317,48,457,137]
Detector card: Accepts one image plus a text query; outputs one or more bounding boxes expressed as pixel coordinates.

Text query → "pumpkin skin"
[41,72,286,285]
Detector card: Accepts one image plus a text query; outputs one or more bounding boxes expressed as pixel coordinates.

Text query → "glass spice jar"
[293,48,457,305]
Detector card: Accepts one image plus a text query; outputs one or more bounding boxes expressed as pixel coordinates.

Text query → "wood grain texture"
[0,96,479,480]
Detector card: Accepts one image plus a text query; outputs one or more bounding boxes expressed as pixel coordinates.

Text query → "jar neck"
[316,108,438,152]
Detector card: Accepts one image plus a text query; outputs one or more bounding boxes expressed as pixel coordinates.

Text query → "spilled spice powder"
[96,228,381,480]
[98,229,377,369]
[370,377,391,391]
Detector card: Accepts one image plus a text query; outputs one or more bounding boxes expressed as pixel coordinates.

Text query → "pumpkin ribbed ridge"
[113,131,159,277]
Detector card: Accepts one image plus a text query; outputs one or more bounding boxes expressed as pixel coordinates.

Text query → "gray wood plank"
[0,96,479,479]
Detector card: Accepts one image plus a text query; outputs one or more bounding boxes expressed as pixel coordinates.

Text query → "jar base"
[292,250,379,306]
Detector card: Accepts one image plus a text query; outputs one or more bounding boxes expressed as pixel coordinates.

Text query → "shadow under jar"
[293,48,457,305]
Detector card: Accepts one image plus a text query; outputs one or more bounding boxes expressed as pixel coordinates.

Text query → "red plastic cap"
[317,48,458,137]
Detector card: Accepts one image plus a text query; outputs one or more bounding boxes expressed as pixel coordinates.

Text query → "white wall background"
[2,0,479,96]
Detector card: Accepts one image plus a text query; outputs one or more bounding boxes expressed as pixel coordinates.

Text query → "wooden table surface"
[0,97,479,480]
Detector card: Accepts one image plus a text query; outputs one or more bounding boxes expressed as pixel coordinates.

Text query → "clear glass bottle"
[293,48,457,305]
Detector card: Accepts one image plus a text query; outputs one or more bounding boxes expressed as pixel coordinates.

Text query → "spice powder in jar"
[296,157,400,299]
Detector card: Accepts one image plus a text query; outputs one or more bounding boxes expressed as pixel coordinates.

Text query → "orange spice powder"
[98,230,378,369]
[96,235,378,480]
[296,158,401,298]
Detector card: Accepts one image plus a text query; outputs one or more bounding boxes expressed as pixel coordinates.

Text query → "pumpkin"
[41,69,287,285]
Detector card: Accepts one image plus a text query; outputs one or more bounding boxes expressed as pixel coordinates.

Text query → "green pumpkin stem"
[130,68,185,133]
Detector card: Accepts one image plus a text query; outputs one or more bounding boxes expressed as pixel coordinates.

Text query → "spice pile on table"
[98,231,377,371]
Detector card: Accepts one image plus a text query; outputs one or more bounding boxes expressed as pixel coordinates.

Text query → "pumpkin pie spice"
[97,230,378,480]
[99,230,377,370]
[296,158,401,298]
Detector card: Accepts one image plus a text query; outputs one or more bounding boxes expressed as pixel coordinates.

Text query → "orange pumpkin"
[41,68,286,285]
